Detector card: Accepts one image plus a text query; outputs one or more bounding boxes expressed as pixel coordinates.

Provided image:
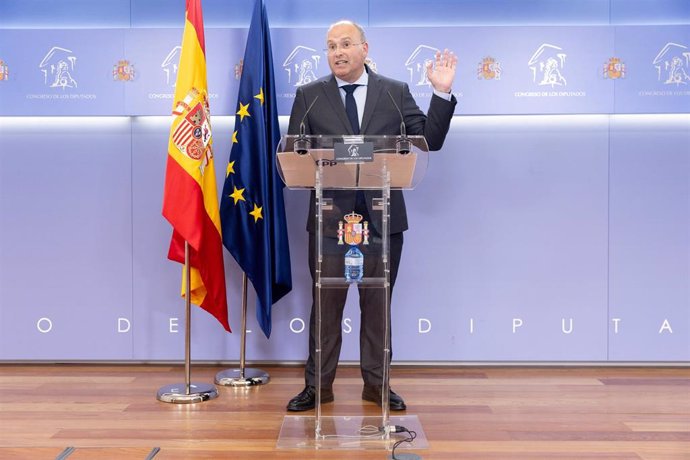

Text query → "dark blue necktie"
[342,84,367,213]
[342,84,360,135]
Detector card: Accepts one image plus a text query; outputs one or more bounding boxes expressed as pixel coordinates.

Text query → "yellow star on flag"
[229,185,245,205]
[236,102,251,121]
[232,130,238,144]
[226,161,235,177]
[249,203,263,222]
[254,87,264,105]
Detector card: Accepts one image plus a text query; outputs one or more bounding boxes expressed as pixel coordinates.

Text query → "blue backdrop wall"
[0,0,688,362]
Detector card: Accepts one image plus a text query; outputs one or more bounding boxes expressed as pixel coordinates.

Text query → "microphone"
[387,90,411,155]
[294,95,319,155]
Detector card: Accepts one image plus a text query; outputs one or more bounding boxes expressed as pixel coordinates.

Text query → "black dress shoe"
[362,384,407,411]
[286,385,334,412]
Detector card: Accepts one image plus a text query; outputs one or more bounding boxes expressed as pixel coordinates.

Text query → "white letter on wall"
[561,318,574,334]
[612,318,621,334]
[118,318,131,333]
[419,318,431,334]
[169,318,178,333]
[512,318,523,333]
[37,317,53,333]
[659,319,673,334]
[290,318,305,334]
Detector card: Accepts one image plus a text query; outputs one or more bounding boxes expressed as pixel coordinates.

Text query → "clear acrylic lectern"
[275,134,431,452]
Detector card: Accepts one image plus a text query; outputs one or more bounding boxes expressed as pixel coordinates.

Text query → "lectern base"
[276,415,427,451]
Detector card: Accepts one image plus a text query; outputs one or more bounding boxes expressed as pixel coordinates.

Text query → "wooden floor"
[0,364,688,459]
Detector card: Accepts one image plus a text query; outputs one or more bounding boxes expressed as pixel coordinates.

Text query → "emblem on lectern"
[338,211,369,283]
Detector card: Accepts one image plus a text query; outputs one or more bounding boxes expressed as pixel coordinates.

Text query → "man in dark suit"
[286,20,457,412]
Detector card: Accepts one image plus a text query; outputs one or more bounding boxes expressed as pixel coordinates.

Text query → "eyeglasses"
[324,41,365,54]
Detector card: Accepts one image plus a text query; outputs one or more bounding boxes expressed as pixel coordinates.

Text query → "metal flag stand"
[157,242,219,403]
[215,273,270,387]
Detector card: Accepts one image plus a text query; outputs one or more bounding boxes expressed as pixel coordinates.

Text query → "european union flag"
[220,0,292,338]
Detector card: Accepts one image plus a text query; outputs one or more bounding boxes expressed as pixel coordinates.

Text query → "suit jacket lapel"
[321,77,354,135]
[360,67,381,134]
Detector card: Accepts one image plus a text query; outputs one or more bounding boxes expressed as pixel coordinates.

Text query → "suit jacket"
[288,65,456,235]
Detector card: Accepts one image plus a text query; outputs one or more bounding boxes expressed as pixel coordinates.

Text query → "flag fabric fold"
[162,0,230,332]
[220,0,292,338]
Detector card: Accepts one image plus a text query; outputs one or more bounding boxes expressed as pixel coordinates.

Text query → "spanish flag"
[162,0,230,332]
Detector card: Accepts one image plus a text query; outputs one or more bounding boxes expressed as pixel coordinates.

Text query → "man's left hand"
[426,49,457,94]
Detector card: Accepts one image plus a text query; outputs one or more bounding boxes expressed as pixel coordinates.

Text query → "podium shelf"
[316,277,388,287]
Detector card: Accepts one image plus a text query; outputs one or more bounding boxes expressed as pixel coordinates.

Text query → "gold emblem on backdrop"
[113,60,135,81]
[603,57,626,80]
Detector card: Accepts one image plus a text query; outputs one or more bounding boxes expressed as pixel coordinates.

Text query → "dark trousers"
[305,231,404,388]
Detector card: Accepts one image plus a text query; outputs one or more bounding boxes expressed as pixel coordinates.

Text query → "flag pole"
[157,242,220,403]
[184,241,192,393]
[215,273,270,386]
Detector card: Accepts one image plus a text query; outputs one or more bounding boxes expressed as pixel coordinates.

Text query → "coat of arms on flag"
[172,88,212,161]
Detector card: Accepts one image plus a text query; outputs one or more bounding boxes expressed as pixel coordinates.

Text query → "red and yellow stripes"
[162,0,229,332]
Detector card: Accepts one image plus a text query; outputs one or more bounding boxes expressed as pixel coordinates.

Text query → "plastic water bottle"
[344,246,364,283]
